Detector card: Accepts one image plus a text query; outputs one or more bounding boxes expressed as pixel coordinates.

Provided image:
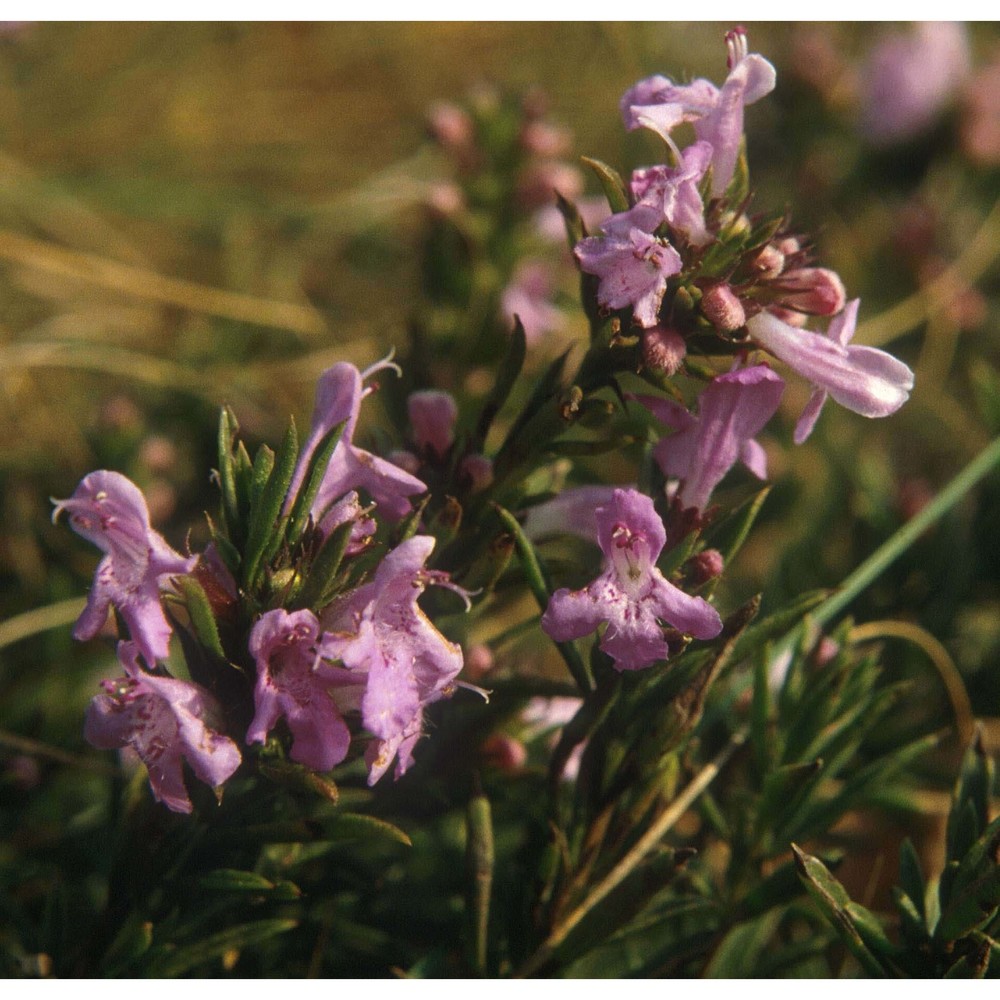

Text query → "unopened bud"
[701,283,747,331]
[812,636,840,667]
[776,236,801,257]
[642,326,687,376]
[465,643,494,679]
[685,548,725,585]
[521,121,572,158]
[747,244,785,281]
[481,734,528,772]
[776,267,847,316]
[427,101,473,151]
[426,182,465,217]
[459,453,494,494]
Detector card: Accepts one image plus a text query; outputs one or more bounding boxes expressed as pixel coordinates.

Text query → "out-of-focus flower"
[246,609,355,772]
[501,261,566,343]
[284,361,427,524]
[621,27,776,196]
[52,471,196,668]
[517,161,585,210]
[575,226,682,329]
[634,364,784,512]
[521,120,573,158]
[408,390,458,460]
[746,299,914,443]
[86,642,241,814]
[324,536,465,784]
[427,101,474,151]
[480,733,529,772]
[458,453,494,494]
[859,22,970,146]
[534,197,611,244]
[541,489,722,671]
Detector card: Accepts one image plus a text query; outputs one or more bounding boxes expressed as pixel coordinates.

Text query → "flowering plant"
[15,25,1000,979]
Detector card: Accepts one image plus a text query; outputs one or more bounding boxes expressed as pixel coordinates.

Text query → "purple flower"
[621,28,776,197]
[634,364,785,512]
[860,22,970,146]
[627,141,714,247]
[574,226,682,329]
[246,608,356,772]
[52,470,196,668]
[324,535,464,784]
[541,489,722,671]
[85,641,241,814]
[408,390,458,460]
[523,484,622,543]
[746,300,914,443]
[284,360,427,525]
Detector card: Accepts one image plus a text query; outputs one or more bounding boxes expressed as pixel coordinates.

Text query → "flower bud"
[701,283,747,331]
[775,267,846,316]
[387,449,421,475]
[747,243,785,281]
[685,548,725,586]
[481,734,528,772]
[517,161,584,210]
[459,453,494,494]
[642,326,687,377]
[521,121,572,158]
[427,101,473,151]
[426,182,465,217]
[465,643,494,679]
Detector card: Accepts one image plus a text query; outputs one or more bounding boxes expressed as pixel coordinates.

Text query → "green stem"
[777,434,1000,659]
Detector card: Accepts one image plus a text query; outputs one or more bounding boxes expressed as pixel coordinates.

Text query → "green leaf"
[146,919,297,977]
[703,486,771,578]
[474,318,526,450]
[898,837,926,922]
[243,420,299,590]
[101,913,153,976]
[290,515,356,611]
[174,576,226,660]
[580,156,630,214]
[198,869,279,893]
[937,816,1000,941]
[946,729,993,863]
[792,845,888,977]
[704,909,782,977]
[492,502,593,693]
[555,191,585,250]
[216,406,241,541]
[322,812,412,847]
[466,792,495,975]
[285,419,347,547]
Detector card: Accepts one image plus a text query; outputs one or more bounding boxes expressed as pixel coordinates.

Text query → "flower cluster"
[56,361,470,811]
[56,28,918,816]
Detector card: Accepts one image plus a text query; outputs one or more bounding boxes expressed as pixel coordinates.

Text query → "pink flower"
[860,22,970,146]
[621,28,776,197]
[284,360,427,524]
[408,390,458,460]
[541,489,722,671]
[574,227,682,329]
[85,642,241,814]
[746,299,914,443]
[53,471,196,668]
[246,608,356,772]
[501,261,566,344]
[324,536,465,784]
[634,364,785,512]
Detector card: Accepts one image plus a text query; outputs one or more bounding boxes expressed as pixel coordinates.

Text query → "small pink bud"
[686,548,724,585]
[408,390,458,459]
[776,268,847,316]
[747,244,785,281]
[521,121,572,158]
[775,236,801,257]
[458,453,494,494]
[427,101,473,151]
[701,283,747,332]
[813,636,840,667]
[465,643,494,679]
[517,161,584,209]
[426,182,465,217]
[642,326,687,377]
[139,435,177,473]
[481,734,528,772]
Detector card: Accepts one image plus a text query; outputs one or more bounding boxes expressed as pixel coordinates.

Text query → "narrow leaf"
[580,156,630,214]
[474,318,526,450]
[147,919,297,977]
[175,576,226,660]
[285,419,347,547]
